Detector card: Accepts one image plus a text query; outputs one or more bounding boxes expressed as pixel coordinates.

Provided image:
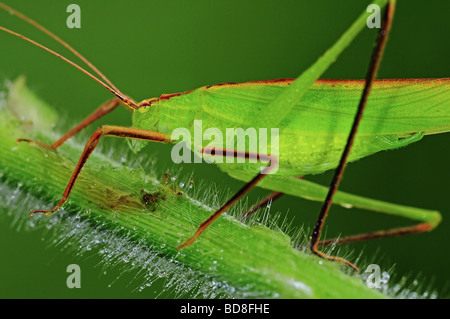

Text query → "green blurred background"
[0,0,448,298]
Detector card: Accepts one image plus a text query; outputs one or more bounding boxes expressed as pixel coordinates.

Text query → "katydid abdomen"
[132,77,449,176]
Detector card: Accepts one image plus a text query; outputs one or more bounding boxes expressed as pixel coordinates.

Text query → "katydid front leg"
[17,98,123,149]
[23,125,170,216]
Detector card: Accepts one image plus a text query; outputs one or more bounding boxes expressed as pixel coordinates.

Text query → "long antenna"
[0,3,137,109]
[0,2,121,93]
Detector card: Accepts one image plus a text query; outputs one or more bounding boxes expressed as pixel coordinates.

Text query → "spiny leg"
[27,125,170,216]
[310,0,395,272]
[177,147,278,249]
[17,98,122,149]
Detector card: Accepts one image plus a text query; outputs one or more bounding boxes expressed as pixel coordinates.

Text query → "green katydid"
[0,0,448,271]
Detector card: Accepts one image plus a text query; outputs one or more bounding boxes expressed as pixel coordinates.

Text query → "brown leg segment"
[177,147,278,249]
[240,176,304,221]
[240,191,284,221]
[317,222,432,247]
[29,125,170,216]
[17,98,122,149]
[310,1,395,272]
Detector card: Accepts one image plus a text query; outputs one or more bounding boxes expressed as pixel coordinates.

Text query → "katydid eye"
[139,97,159,109]
[139,102,152,108]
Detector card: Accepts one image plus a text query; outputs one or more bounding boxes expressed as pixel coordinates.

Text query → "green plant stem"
[0,78,385,298]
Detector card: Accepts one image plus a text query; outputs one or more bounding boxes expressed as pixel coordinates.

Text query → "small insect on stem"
[1,0,448,272]
[141,190,165,212]
[141,190,158,203]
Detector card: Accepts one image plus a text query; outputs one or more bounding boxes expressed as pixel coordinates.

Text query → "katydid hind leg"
[228,171,441,250]
[310,0,396,271]
[30,125,170,216]
[316,222,434,248]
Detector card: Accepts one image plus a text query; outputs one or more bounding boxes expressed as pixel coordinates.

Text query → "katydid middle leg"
[240,176,304,221]
[240,191,284,221]
[177,147,278,249]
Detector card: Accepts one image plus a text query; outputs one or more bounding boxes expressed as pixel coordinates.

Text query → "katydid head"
[123,97,162,153]
[133,98,160,130]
